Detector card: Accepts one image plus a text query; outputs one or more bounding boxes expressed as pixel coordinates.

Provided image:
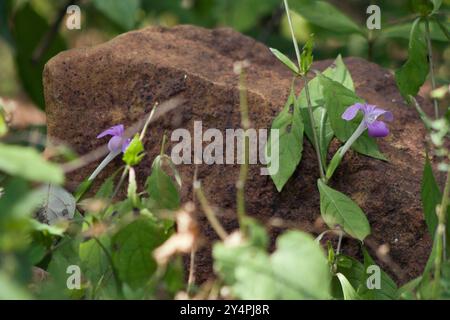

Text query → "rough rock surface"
[44,25,433,285]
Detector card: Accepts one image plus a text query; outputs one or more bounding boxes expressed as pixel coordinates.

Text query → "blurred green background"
[0,0,449,111]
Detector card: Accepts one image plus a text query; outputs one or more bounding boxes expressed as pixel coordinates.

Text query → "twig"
[424,18,439,118]
[187,247,196,296]
[236,68,250,229]
[193,180,228,241]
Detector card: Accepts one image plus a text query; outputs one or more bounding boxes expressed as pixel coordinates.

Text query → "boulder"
[44,25,433,285]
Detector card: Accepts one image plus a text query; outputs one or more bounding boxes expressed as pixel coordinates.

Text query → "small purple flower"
[97,124,131,153]
[342,103,393,138]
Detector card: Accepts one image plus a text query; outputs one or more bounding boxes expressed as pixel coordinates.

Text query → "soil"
[44,25,435,286]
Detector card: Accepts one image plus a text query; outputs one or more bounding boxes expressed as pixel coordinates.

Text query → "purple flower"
[97,124,131,153]
[342,103,393,138]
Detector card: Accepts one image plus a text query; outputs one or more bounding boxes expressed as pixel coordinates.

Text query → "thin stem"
[425,18,439,118]
[336,230,344,255]
[193,181,228,241]
[433,165,450,298]
[284,0,302,68]
[187,247,196,296]
[236,70,250,229]
[304,79,326,180]
[284,0,325,180]
[139,103,158,141]
[339,121,367,157]
[411,96,433,130]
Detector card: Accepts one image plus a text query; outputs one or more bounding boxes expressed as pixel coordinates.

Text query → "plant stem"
[284,0,325,180]
[433,165,450,298]
[193,181,228,241]
[236,70,250,229]
[425,18,439,118]
[187,247,196,296]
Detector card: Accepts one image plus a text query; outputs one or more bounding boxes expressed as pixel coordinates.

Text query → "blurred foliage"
[0,0,449,108]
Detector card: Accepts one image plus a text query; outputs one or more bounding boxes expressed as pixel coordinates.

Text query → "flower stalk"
[284,0,325,180]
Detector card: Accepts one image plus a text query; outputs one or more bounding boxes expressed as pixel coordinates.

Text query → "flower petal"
[342,103,364,121]
[97,124,124,139]
[108,136,123,152]
[370,106,394,122]
[122,138,131,153]
[367,121,389,138]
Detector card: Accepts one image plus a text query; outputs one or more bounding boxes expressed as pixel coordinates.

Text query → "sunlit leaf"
[266,87,304,192]
[270,48,299,74]
[318,179,370,240]
[146,156,180,210]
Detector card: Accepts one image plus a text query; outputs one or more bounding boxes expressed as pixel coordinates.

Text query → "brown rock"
[44,25,432,285]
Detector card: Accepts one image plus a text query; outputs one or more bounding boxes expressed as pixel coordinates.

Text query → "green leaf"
[0,271,32,300]
[11,4,67,109]
[266,87,304,192]
[80,236,111,287]
[122,134,145,166]
[314,107,334,168]
[92,0,141,30]
[299,55,355,109]
[317,179,371,240]
[336,273,359,300]
[326,147,343,180]
[335,253,397,300]
[0,178,43,223]
[397,277,422,299]
[431,0,443,12]
[0,143,64,184]
[421,156,440,238]
[383,19,449,42]
[395,18,429,100]
[214,243,277,299]
[269,48,299,74]
[299,55,353,160]
[360,248,398,300]
[213,230,330,299]
[145,155,180,210]
[434,18,450,42]
[290,0,364,35]
[30,219,67,237]
[95,174,116,199]
[300,36,314,75]
[319,75,386,160]
[271,231,330,299]
[112,218,169,289]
